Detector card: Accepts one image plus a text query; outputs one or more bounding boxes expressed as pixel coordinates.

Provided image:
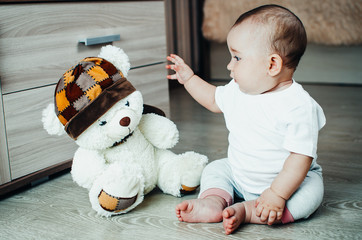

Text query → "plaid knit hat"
[54,57,136,139]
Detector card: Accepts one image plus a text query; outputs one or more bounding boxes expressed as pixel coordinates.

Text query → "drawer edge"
[0,87,11,185]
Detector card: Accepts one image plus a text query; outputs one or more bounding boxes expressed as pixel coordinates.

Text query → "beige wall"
[209,41,362,85]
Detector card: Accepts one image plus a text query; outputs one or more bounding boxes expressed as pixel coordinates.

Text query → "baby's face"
[226,21,278,94]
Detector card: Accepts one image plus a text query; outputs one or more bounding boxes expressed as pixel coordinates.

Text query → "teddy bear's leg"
[71,148,107,190]
[156,149,208,197]
[88,162,145,217]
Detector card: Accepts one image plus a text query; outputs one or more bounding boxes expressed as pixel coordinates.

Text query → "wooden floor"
[1,82,362,240]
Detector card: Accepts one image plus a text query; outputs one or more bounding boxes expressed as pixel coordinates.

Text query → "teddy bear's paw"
[156,150,208,197]
[89,166,145,216]
[178,152,208,195]
[180,151,208,177]
[97,173,142,213]
[180,184,199,195]
[98,190,137,213]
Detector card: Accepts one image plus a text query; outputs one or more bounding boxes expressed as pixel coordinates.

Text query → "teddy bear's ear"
[41,103,65,136]
[98,45,131,77]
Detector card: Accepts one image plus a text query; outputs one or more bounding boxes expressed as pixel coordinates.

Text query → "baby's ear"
[268,54,283,76]
[42,103,65,136]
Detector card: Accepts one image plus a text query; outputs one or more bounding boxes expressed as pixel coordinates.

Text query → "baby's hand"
[166,54,194,84]
[255,188,285,225]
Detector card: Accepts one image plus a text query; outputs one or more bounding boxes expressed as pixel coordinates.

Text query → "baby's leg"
[222,168,323,234]
[176,159,234,223]
[176,195,227,223]
[285,169,324,221]
[223,200,274,235]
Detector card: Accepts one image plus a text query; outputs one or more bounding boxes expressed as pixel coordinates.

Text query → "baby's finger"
[170,54,185,64]
[260,209,269,222]
[167,74,177,80]
[277,211,283,220]
[255,198,260,207]
[268,211,277,225]
[166,55,176,63]
[166,64,175,70]
[255,204,263,217]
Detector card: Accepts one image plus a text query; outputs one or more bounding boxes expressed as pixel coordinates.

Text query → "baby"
[166,4,326,235]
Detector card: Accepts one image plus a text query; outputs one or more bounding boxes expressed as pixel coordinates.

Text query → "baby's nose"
[120,117,131,127]
[227,61,233,71]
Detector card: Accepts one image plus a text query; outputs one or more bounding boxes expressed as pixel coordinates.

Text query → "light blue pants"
[199,158,324,221]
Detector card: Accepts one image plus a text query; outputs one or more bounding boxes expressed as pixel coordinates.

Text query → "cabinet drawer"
[0,1,166,94]
[129,64,170,116]
[3,63,168,180]
[3,85,78,179]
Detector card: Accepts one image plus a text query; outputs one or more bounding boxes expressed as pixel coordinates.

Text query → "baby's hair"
[233,4,307,70]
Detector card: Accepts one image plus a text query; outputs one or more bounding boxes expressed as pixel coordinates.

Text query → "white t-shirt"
[215,79,326,194]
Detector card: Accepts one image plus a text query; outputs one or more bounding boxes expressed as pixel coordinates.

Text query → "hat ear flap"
[42,103,65,136]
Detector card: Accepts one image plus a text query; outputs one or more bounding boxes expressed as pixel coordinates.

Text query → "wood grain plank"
[0,1,166,94]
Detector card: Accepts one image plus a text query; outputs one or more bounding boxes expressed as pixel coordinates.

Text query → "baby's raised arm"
[166,54,221,113]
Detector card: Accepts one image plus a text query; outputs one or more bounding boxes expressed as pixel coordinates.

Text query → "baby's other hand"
[166,54,194,84]
[255,188,285,225]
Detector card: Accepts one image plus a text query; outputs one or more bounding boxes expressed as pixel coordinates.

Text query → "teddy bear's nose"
[120,117,131,127]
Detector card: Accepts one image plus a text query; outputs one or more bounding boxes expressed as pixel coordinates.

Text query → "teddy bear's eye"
[99,120,107,126]
[125,101,130,107]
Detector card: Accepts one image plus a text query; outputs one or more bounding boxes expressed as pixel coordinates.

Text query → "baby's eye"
[125,101,130,107]
[234,56,241,61]
[99,120,107,126]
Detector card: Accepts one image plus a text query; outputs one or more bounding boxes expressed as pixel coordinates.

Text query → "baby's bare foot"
[175,196,226,223]
[222,202,247,235]
[223,200,272,234]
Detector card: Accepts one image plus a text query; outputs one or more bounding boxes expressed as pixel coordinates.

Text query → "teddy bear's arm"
[138,113,179,149]
[71,148,107,190]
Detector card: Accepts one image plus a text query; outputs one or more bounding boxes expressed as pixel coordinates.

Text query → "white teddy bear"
[42,45,208,217]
